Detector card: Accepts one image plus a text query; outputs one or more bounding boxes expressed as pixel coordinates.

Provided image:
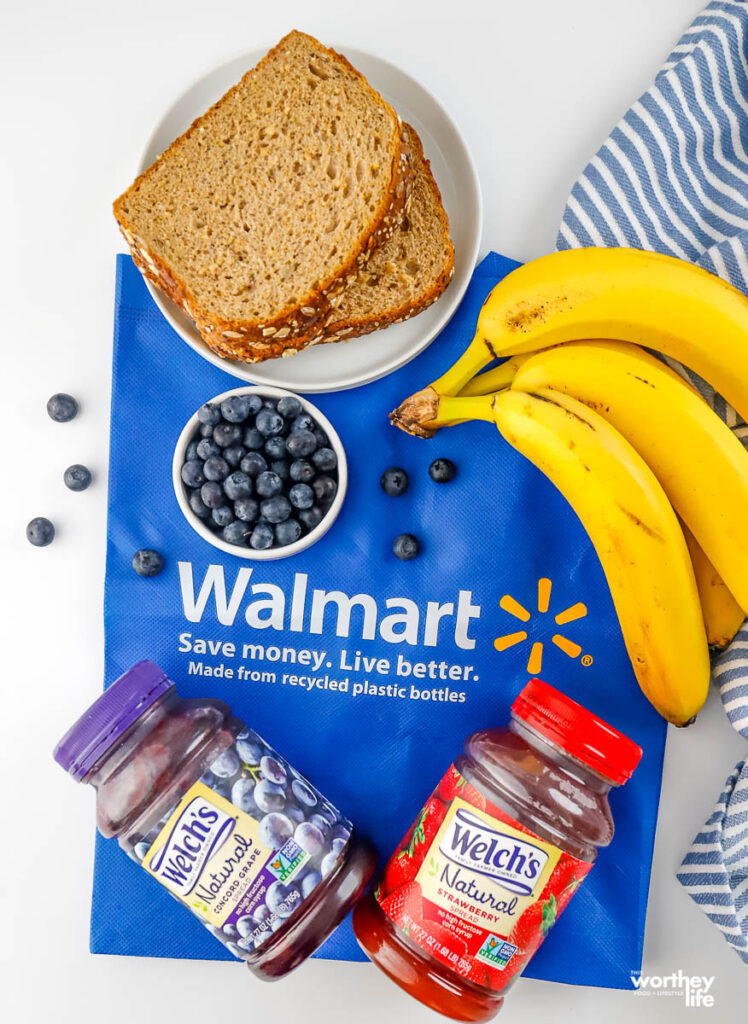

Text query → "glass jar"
[352,678,642,1021]
[54,660,376,979]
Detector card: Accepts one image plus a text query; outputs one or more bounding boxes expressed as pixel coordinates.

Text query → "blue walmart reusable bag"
[93,253,666,989]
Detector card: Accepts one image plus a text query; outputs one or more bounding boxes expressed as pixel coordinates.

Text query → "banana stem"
[459,354,530,396]
[430,330,497,396]
[424,393,497,429]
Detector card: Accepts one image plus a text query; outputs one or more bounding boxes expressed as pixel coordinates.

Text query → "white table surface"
[3,0,747,1020]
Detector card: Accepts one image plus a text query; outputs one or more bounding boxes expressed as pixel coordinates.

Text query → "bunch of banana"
[391,248,748,726]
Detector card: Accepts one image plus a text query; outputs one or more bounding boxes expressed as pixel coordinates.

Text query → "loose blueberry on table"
[380,466,409,496]
[181,395,339,550]
[64,464,92,491]
[132,549,164,577]
[47,392,78,422]
[27,517,55,546]
[429,457,457,483]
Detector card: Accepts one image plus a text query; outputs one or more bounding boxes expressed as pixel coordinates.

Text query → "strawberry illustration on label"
[380,880,422,923]
[376,763,593,994]
[382,796,447,896]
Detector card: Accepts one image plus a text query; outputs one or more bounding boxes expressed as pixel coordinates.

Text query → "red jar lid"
[512,678,642,784]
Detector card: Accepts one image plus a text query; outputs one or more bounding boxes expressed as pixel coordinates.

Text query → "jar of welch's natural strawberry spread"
[352,678,642,1021]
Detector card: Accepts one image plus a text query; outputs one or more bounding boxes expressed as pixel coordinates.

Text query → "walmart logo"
[493,577,591,674]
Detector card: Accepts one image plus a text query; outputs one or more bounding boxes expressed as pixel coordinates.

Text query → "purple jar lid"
[53,660,173,781]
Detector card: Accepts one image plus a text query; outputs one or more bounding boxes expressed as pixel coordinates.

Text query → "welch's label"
[438,807,550,896]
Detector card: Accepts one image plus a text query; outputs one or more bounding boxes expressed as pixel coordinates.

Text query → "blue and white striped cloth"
[558,0,748,965]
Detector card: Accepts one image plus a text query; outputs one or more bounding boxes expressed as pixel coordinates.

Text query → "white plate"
[137,44,482,393]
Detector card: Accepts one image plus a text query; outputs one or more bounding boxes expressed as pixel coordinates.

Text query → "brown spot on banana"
[617,507,663,541]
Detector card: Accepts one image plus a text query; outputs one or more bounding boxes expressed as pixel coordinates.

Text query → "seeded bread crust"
[114,31,414,362]
[315,124,454,345]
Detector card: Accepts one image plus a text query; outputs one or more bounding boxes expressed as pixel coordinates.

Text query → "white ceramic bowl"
[173,386,348,560]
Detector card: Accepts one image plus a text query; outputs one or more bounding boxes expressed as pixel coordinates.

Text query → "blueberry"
[259,812,294,849]
[285,802,306,825]
[393,533,419,560]
[220,395,251,422]
[294,821,326,856]
[321,850,340,877]
[289,459,314,483]
[275,519,302,546]
[197,403,221,427]
[133,841,150,862]
[233,498,259,523]
[256,471,283,498]
[312,475,337,504]
[262,398,277,409]
[260,755,287,784]
[181,459,205,488]
[291,779,318,808]
[200,481,225,508]
[224,471,252,501]
[243,427,265,450]
[186,441,200,461]
[252,903,272,927]
[312,447,337,472]
[231,777,256,814]
[299,506,324,532]
[429,457,457,483]
[26,517,55,546]
[213,422,242,448]
[300,871,322,898]
[189,490,211,519]
[241,451,267,477]
[313,428,328,447]
[286,429,317,458]
[64,464,92,491]
[380,467,409,496]
[291,413,315,434]
[223,520,251,546]
[212,505,234,528]
[264,436,287,460]
[199,422,215,438]
[254,779,286,812]
[272,460,290,482]
[330,822,352,844]
[286,483,312,510]
[211,748,240,778]
[47,393,78,422]
[250,522,274,550]
[223,444,245,468]
[256,408,284,437]
[132,548,164,576]
[308,813,331,837]
[260,496,291,524]
[237,734,264,765]
[266,881,300,919]
[196,437,220,461]
[203,456,229,482]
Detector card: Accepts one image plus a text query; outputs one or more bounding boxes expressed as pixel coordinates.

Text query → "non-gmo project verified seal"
[476,935,518,970]
[266,839,309,883]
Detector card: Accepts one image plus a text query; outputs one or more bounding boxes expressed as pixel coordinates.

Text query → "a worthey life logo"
[631,971,716,1008]
[493,576,592,675]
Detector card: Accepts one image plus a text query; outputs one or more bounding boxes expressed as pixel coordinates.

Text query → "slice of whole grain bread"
[113,31,413,362]
[320,123,454,344]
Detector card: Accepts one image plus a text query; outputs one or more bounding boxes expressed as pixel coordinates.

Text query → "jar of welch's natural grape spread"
[54,660,376,978]
[352,679,642,1020]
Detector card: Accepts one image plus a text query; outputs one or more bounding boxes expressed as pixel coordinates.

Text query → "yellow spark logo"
[493,577,589,675]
